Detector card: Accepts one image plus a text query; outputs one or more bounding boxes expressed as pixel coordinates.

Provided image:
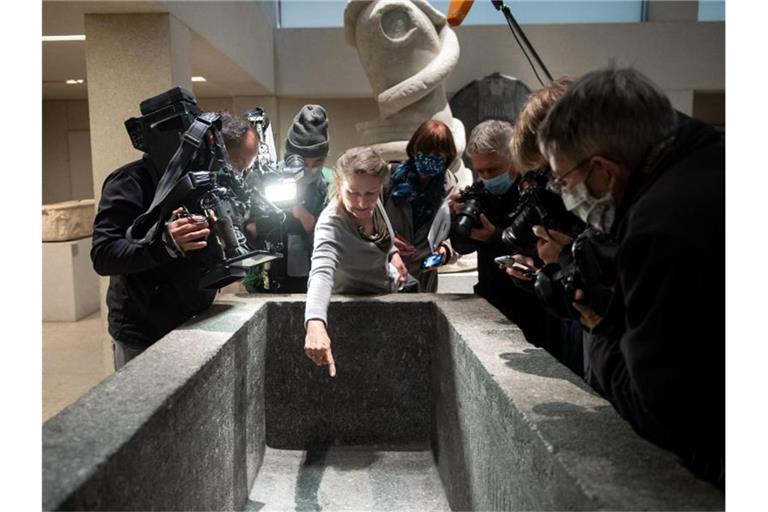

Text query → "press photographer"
[91,87,262,370]
[537,67,724,487]
[449,120,556,347]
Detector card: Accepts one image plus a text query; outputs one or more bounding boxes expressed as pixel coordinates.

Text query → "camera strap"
[126,112,222,245]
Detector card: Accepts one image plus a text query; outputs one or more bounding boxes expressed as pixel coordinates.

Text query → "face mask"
[414,153,447,177]
[481,172,513,195]
[561,182,616,233]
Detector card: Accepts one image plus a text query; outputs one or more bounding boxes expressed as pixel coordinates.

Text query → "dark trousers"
[112,339,146,370]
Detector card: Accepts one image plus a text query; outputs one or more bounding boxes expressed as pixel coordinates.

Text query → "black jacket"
[589,118,725,487]
[451,181,561,348]
[91,157,216,347]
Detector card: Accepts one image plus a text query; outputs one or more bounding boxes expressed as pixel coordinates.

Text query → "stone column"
[84,13,192,372]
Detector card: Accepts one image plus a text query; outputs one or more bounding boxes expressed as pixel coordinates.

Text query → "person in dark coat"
[449,120,561,348]
[91,113,260,370]
[538,66,725,488]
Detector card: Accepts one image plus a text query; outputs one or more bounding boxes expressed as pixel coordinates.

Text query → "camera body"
[534,227,618,320]
[501,169,585,252]
[125,87,202,177]
[451,181,495,238]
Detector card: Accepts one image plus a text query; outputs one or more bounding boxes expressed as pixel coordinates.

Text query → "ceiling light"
[191,76,207,82]
[43,35,86,42]
[65,79,85,85]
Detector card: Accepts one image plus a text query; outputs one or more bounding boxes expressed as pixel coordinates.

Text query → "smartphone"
[421,253,445,269]
[494,255,537,277]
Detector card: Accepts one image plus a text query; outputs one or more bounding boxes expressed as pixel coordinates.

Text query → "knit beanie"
[285,104,329,158]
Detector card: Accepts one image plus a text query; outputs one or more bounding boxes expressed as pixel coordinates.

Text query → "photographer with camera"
[449,120,555,346]
[304,147,409,377]
[384,119,460,292]
[537,67,724,487]
[251,105,332,293]
[91,91,260,370]
[489,78,588,377]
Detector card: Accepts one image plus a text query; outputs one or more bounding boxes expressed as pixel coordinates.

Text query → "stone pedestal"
[43,237,100,321]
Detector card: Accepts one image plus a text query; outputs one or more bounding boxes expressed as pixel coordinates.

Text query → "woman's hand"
[390,252,408,283]
[305,320,336,377]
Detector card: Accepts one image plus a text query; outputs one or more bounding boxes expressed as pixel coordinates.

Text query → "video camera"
[534,227,618,320]
[500,169,585,252]
[124,87,282,290]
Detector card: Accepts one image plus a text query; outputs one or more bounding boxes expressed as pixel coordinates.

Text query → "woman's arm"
[304,212,343,376]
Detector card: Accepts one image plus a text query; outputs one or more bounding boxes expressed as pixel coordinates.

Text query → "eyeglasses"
[547,155,593,194]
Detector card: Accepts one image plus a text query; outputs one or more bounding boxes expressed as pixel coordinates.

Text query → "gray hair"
[537,67,676,170]
[466,120,514,161]
[333,146,390,188]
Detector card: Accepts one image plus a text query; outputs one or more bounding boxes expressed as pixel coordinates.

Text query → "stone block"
[42,199,95,242]
[42,295,724,511]
[42,237,100,321]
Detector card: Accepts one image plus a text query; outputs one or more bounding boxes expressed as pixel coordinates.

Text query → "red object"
[447,0,475,27]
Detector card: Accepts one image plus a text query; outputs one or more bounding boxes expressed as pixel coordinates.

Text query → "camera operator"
[538,67,724,487]
[254,104,332,292]
[449,120,556,346]
[220,111,261,173]
[91,107,260,370]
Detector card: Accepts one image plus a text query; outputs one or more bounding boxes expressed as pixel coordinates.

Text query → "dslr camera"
[451,181,495,238]
[501,169,585,252]
[125,87,282,290]
[534,227,618,320]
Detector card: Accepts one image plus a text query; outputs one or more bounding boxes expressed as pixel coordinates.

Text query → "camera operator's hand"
[394,233,417,257]
[470,214,496,242]
[305,319,336,377]
[572,289,604,330]
[533,225,574,264]
[168,208,210,253]
[291,204,317,234]
[390,251,409,283]
[500,254,538,281]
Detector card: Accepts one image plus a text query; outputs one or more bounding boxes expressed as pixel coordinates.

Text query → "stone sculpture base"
[42,199,96,242]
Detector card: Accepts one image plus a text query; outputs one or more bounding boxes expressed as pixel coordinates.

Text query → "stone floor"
[42,311,112,422]
[247,446,450,511]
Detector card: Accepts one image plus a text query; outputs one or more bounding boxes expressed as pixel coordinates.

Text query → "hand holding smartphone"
[494,255,537,278]
[421,252,445,270]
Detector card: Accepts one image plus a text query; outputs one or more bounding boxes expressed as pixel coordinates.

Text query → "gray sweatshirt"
[304,199,399,326]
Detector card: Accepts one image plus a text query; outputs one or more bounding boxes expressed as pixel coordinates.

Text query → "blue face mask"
[481,172,513,195]
[414,153,447,177]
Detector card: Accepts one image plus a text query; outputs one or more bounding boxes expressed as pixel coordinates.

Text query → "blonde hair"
[333,146,390,189]
[510,77,572,171]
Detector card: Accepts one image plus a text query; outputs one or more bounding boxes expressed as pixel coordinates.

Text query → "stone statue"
[344,0,472,187]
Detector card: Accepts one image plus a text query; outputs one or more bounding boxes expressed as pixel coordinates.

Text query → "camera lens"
[453,198,482,238]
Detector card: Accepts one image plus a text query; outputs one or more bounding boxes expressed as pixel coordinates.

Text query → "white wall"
[276,21,725,113]
[42,100,93,205]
